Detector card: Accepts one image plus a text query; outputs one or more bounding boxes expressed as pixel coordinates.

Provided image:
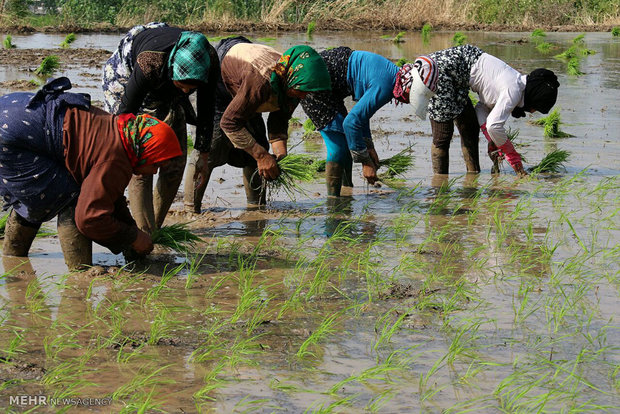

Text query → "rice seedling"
[421,23,432,43]
[528,149,570,174]
[396,57,409,67]
[302,117,317,137]
[378,146,414,179]
[613,27,620,37]
[297,311,339,359]
[60,33,76,48]
[3,35,15,49]
[452,32,467,46]
[311,158,326,172]
[307,21,316,37]
[469,91,479,106]
[110,364,175,401]
[267,153,316,199]
[532,109,571,138]
[0,330,26,362]
[567,57,583,75]
[392,31,406,43]
[35,55,60,77]
[151,222,201,253]
[535,42,553,54]
[530,29,546,43]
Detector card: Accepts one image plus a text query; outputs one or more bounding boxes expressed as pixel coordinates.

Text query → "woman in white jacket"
[424,45,560,176]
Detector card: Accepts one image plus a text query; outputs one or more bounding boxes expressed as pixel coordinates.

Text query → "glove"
[497,140,524,174]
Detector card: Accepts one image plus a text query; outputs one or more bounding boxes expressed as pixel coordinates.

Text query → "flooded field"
[0,31,619,412]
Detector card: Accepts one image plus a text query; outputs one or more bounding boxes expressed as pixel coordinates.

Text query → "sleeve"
[74,162,138,254]
[342,84,389,162]
[266,109,291,142]
[193,45,219,152]
[220,75,272,150]
[116,62,151,115]
[484,90,520,147]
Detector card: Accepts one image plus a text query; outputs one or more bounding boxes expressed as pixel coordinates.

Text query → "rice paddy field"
[0,30,619,412]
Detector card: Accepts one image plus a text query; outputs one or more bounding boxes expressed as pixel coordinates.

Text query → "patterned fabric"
[427,45,484,122]
[301,46,353,130]
[168,31,211,83]
[0,87,85,223]
[393,63,415,104]
[102,22,168,113]
[117,113,181,167]
[415,56,439,92]
[270,45,331,111]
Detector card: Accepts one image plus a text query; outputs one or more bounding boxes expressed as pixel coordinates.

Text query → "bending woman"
[102,22,218,231]
[0,78,182,270]
[216,41,331,185]
[301,47,436,196]
[426,44,560,175]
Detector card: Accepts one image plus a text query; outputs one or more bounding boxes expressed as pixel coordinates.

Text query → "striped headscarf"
[117,113,181,167]
[168,31,211,83]
[270,45,331,110]
[393,55,438,104]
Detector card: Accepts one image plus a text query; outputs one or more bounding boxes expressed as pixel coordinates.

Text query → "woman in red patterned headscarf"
[1,78,181,270]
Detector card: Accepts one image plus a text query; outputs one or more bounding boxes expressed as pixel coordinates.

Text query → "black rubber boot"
[325,161,344,197]
[342,159,354,188]
[243,166,266,206]
[57,206,92,270]
[2,210,40,257]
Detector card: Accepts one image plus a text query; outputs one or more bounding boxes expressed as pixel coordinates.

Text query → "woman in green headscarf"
[215,41,331,183]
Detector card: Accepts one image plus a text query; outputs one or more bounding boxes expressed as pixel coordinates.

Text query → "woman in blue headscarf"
[102,22,218,233]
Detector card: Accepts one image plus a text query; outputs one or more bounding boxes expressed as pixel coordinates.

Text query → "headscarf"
[168,31,211,83]
[393,56,438,104]
[270,45,331,111]
[523,68,560,114]
[117,113,181,168]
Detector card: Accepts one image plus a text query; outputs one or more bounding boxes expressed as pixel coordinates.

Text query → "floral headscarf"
[270,45,331,110]
[117,113,181,167]
[168,31,211,83]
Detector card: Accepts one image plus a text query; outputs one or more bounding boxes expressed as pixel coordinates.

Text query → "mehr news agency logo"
[10,395,112,407]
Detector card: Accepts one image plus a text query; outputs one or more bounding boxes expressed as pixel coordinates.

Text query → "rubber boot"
[2,210,40,257]
[128,174,156,234]
[325,161,344,197]
[243,166,266,206]
[342,159,354,188]
[183,149,213,213]
[455,101,481,173]
[431,144,450,175]
[57,206,92,270]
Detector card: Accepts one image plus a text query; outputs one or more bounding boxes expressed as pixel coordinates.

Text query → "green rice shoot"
[151,223,201,253]
[469,91,479,106]
[396,57,409,67]
[535,42,552,54]
[530,29,546,43]
[311,158,327,173]
[452,32,467,46]
[567,57,583,75]
[532,109,571,138]
[302,118,319,138]
[307,21,316,37]
[528,149,570,174]
[60,33,76,48]
[3,35,15,49]
[613,27,620,37]
[421,23,432,43]
[392,31,406,43]
[378,146,414,179]
[35,55,60,77]
[268,154,316,199]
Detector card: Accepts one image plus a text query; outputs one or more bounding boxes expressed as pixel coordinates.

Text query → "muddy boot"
[128,174,155,234]
[154,154,185,228]
[342,159,353,188]
[455,101,481,173]
[431,144,450,175]
[183,149,213,213]
[325,161,344,197]
[2,210,40,257]
[243,166,266,206]
[57,207,92,270]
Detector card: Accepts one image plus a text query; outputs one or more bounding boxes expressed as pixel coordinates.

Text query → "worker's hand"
[497,140,527,177]
[131,230,154,255]
[513,162,528,178]
[193,152,210,190]
[488,141,500,162]
[271,140,288,160]
[368,148,380,169]
[362,162,378,185]
[256,152,280,180]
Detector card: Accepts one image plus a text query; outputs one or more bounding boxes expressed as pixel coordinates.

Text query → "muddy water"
[0,31,619,412]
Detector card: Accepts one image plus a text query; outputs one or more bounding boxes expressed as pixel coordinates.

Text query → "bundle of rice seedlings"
[532,109,571,138]
[307,21,316,37]
[267,153,316,199]
[452,32,467,46]
[35,55,60,77]
[151,223,201,253]
[392,31,406,43]
[302,118,319,138]
[60,33,76,49]
[3,35,16,49]
[469,91,479,106]
[311,158,326,173]
[530,29,546,43]
[378,147,414,179]
[421,23,432,43]
[613,27,620,37]
[567,58,583,76]
[535,42,553,54]
[528,149,570,174]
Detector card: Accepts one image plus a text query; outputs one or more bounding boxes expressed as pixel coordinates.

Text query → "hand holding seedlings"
[132,230,154,255]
